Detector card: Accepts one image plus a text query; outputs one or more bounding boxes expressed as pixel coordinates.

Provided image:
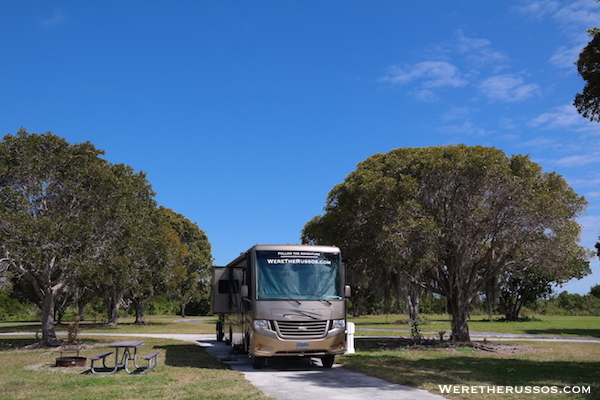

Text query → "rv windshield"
[255,250,342,300]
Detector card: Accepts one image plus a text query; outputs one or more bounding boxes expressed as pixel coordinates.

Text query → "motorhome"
[212,244,350,368]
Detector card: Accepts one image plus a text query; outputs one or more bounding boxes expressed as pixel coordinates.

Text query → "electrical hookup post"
[345,322,356,354]
[212,244,352,369]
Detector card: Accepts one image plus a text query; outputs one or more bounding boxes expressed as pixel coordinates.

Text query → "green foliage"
[0,129,114,344]
[159,207,213,317]
[0,294,36,321]
[0,130,213,334]
[145,296,180,316]
[535,291,600,316]
[590,284,600,299]
[304,145,589,341]
[575,31,600,121]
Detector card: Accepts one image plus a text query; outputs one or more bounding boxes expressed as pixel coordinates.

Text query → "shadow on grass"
[341,346,600,396]
[0,319,178,334]
[0,337,40,350]
[524,328,600,338]
[349,319,411,326]
[155,344,229,370]
[0,322,43,333]
[342,354,600,394]
[0,336,105,351]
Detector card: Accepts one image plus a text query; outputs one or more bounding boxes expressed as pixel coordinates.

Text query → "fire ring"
[55,357,87,367]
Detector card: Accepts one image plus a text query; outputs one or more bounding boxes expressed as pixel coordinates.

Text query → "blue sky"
[2,1,600,294]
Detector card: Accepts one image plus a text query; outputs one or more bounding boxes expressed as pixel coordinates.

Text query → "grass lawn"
[0,316,218,336]
[339,339,599,400]
[343,314,600,399]
[0,335,271,400]
[349,314,600,338]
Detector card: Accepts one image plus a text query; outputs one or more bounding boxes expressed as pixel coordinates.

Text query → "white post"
[345,322,355,354]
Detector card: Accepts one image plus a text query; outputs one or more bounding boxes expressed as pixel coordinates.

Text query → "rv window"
[255,250,342,300]
[218,280,229,294]
[218,279,240,294]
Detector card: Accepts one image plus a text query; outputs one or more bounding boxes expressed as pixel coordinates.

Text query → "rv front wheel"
[321,355,335,368]
[252,356,266,369]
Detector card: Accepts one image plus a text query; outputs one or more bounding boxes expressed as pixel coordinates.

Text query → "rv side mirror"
[240,284,249,298]
[344,285,351,298]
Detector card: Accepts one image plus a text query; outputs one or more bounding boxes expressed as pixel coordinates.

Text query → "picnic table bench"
[89,340,159,375]
[133,351,160,374]
[89,352,114,371]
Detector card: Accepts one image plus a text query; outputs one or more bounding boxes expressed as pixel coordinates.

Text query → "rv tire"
[321,355,335,368]
[252,356,266,369]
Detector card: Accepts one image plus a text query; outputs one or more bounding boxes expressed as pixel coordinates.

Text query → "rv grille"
[274,320,328,339]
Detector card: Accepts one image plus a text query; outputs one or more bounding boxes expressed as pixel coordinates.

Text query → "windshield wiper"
[302,293,333,305]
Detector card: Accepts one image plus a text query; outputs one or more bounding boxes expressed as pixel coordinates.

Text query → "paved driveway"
[196,335,447,400]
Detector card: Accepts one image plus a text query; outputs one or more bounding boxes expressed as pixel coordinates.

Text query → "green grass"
[339,339,599,400]
[0,316,218,336]
[349,314,600,338]
[0,336,271,400]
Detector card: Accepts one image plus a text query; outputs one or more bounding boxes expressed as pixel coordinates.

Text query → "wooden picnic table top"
[106,340,146,348]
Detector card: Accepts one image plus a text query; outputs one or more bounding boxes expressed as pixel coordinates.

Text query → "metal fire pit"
[55,356,87,367]
[55,345,86,367]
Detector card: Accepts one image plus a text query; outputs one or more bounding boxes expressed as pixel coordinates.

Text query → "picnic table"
[90,340,159,375]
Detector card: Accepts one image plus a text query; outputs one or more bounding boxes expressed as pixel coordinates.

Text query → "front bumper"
[249,330,346,358]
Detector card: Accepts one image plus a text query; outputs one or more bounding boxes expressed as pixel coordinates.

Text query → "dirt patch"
[25,363,89,374]
[8,341,96,373]
[21,341,94,350]
[458,342,538,354]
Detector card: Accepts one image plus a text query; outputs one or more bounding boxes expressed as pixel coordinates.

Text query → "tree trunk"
[41,289,61,346]
[133,297,146,325]
[486,297,494,322]
[485,278,498,322]
[504,309,519,321]
[448,294,471,343]
[500,291,522,321]
[406,283,423,323]
[105,289,124,325]
[77,300,86,321]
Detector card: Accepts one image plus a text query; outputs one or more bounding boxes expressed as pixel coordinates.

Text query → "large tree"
[303,145,589,342]
[575,30,600,122]
[495,241,591,321]
[82,163,159,326]
[574,0,600,123]
[160,207,213,317]
[0,129,111,345]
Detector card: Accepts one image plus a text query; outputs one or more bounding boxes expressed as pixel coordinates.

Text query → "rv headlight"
[253,320,270,331]
[331,319,345,330]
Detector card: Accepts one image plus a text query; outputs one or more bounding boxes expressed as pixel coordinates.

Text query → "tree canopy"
[160,206,213,317]
[0,129,212,343]
[0,129,113,344]
[303,145,590,342]
[575,31,600,122]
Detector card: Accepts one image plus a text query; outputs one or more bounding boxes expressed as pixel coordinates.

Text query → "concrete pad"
[198,337,447,400]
